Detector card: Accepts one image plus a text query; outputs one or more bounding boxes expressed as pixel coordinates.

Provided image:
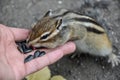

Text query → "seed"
[16,40,33,54]
[34,50,41,58]
[17,46,24,53]
[17,43,33,54]
[16,40,26,46]
[24,55,34,63]
[17,43,26,53]
[34,50,46,58]
[39,51,46,57]
[23,48,33,54]
[22,43,33,53]
[21,43,27,51]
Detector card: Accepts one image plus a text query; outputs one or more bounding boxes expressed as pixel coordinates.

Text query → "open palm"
[0,24,75,80]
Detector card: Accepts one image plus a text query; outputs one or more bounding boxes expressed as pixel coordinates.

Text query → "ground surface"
[0,0,120,80]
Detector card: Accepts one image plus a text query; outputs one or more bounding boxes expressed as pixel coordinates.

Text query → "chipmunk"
[27,8,120,67]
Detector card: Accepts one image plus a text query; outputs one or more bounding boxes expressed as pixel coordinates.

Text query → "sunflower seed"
[22,43,33,53]
[24,55,34,63]
[39,51,46,57]
[34,50,46,58]
[17,46,24,53]
[17,42,33,54]
[34,50,41,58]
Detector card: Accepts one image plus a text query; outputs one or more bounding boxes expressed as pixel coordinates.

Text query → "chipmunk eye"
[40,32,50,40]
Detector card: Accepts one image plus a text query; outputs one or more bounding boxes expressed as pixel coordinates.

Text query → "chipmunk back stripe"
[86,27,104,34]
[52,11,103,29]
[52,11,70,18]
[73,18,102,27]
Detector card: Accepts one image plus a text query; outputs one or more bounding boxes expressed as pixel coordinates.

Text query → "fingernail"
[24,55,34,63]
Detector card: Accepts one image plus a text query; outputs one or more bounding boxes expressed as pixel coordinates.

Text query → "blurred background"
[0,0,120,80]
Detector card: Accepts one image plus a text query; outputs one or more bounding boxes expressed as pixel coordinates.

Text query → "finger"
[25,42,76,75]
[9,27,30,41]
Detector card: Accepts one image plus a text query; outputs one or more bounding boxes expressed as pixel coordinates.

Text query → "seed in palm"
[17,42,33,54]
[24,55,34,63]
[34,50,46,58]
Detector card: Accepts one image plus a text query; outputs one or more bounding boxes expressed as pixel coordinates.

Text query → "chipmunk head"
[27,15,62,47]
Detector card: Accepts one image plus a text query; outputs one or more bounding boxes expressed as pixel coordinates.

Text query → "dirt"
[0,0,120,80]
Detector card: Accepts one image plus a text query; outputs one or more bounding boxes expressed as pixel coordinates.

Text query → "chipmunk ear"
[56,19,62,30]
[43,9,52,17]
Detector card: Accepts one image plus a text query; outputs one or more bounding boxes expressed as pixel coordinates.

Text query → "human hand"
[0,24,76,80]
